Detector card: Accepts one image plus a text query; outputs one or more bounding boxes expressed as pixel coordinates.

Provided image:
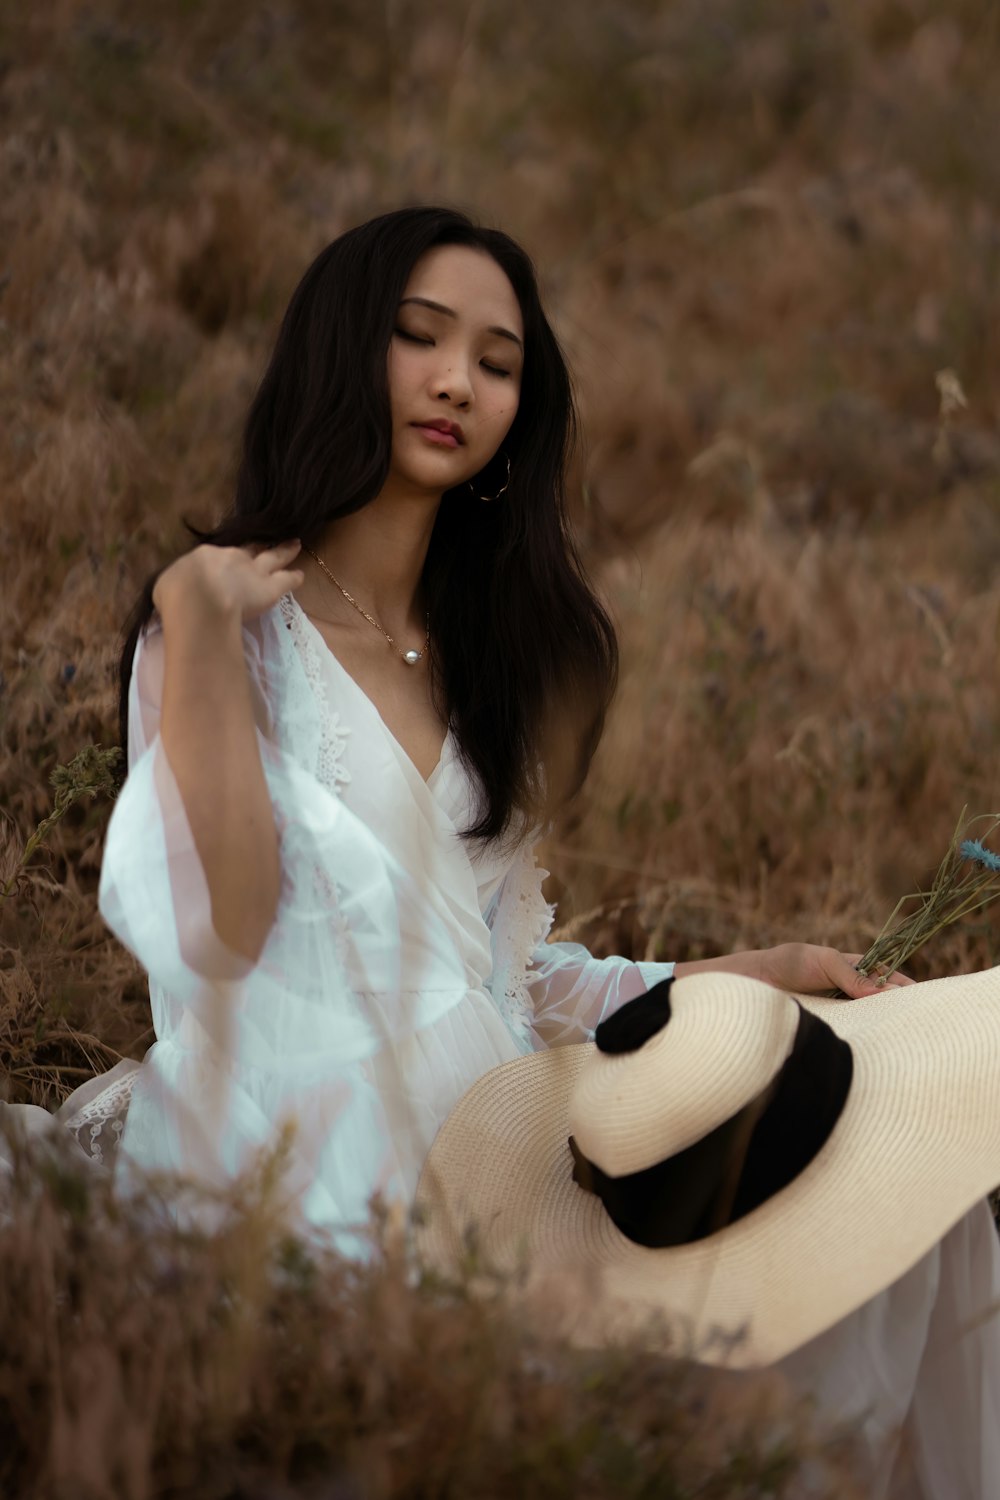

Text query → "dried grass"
[2,0,1000,1487]
[550,488,1000,974]
[0,1125,870,1499]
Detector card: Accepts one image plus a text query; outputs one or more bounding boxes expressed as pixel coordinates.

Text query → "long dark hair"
[116,206,618,844]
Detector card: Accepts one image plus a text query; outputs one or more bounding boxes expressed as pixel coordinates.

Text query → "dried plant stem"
[0,746,121,904]
[856,809,1000,981]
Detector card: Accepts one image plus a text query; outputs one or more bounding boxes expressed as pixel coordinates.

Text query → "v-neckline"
[285,593,450,791]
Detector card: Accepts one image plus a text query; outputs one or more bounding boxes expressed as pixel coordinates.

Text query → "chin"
[392,456,479,496]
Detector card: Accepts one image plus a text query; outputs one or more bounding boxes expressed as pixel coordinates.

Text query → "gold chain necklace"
[302,546,430,667]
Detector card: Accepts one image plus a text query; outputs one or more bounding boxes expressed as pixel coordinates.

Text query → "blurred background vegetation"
[2,0,1000,1094]
[3,3,1000,1492]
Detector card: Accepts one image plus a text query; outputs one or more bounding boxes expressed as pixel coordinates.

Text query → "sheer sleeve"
[104,621,260,988]
[527,940,675,1049]
[486,837,675,1051]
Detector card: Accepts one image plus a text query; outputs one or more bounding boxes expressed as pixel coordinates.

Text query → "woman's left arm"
[526,939,913,1050]
[514,834,911,1048]
[673,944,913,997]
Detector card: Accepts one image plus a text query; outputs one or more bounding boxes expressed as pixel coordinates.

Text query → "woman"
[79,207,1000,1490]
[99,205,889,1228]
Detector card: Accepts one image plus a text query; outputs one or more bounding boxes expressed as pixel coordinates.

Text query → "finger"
[825,952,895,1000]
[846,969,910,998]
[857,963,911,987]
[839,952,912,992]
[257,538,302,564]
[248,538,302,564]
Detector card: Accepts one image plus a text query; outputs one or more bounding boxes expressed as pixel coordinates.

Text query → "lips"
[412,419,464,447]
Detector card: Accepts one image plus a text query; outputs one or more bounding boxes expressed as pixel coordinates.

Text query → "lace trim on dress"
[488,842,556,1046]
[274,588,359,972]
[60,1066,138,1168]
[277,593,351,798]
[274,593,355,968]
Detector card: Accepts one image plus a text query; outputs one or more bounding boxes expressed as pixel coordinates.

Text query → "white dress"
[5,589,999,1496]
[98,592,669,1255]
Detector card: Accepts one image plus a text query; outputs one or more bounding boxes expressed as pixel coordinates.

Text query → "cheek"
[485,381,520,431]
[387,348,420,409]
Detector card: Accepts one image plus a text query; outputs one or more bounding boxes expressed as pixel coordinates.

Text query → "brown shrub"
[0,1126,869,1499]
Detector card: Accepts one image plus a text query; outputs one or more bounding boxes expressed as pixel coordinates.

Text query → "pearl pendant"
[403,649,422,666]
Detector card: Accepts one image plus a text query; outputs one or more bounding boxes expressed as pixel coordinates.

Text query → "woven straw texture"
[415,967,1000,1368]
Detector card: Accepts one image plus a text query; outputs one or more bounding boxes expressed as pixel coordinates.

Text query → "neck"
[301,483,440,635]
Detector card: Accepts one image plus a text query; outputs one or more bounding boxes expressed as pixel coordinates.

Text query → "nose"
[430,355,473,408]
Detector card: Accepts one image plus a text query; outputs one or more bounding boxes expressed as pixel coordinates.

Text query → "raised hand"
[152,539,305,627]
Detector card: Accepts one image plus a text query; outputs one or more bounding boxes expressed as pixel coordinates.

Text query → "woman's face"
[387,243,524,497]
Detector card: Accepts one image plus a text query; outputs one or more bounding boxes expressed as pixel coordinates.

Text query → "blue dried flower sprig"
[960,838,1000,873]
[857,809,1000,983]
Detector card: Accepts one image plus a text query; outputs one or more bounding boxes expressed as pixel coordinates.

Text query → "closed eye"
[395,328,512,378]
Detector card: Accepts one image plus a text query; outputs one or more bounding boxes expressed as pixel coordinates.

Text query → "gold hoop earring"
[468,451,511,503]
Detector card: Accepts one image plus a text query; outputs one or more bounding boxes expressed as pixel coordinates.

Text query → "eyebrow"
[398,296,524,353]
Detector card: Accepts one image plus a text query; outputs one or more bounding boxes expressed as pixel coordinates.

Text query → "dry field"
[1,0,999,1491]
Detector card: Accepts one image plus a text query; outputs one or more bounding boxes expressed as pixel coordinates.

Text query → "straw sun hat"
[415,967,1000,1369]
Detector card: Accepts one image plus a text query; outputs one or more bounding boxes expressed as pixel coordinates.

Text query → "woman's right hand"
[152,539,305,626]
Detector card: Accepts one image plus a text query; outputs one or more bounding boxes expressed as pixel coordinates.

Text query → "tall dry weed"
[550,479,1000,971]
[0,1125,870,1499]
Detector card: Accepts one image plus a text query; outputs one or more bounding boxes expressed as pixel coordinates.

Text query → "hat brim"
[415,967,1000,1368]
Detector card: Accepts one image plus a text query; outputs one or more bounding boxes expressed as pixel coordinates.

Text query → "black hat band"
[568,999,853,1248]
